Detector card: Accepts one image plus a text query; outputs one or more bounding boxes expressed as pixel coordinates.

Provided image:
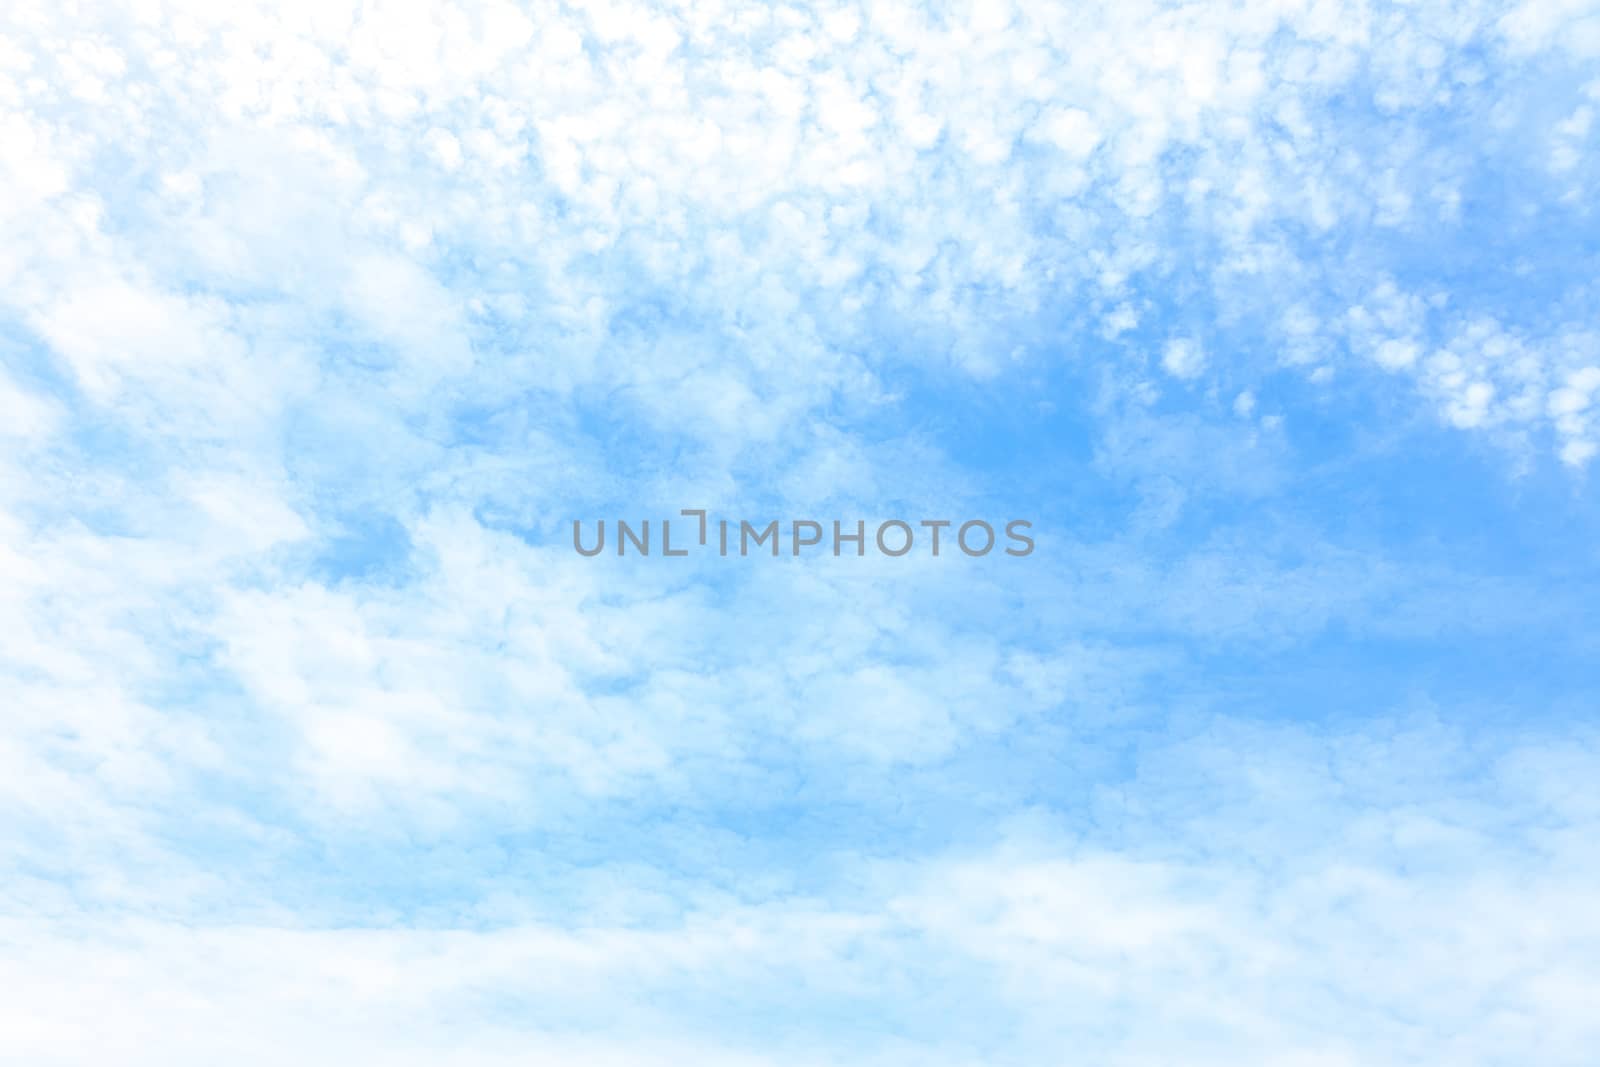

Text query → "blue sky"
[2,0,1600,1063]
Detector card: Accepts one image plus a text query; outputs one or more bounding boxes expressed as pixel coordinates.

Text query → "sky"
[2,0,1600,1063]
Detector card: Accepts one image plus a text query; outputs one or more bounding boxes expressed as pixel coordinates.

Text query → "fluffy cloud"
[2,0,1599,1063]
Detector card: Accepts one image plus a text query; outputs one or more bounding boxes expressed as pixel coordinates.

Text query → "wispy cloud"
[3,0,1599,1062]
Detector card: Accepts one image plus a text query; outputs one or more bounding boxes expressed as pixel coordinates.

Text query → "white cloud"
[1031,106,1103,158]
[1161,337,1206,380]
[2,720,1597,1065]
[1,3,1598,1063]
[0,368,59,440]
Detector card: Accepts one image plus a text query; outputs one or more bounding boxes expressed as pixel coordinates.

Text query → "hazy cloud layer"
[3,1,1599,1063]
